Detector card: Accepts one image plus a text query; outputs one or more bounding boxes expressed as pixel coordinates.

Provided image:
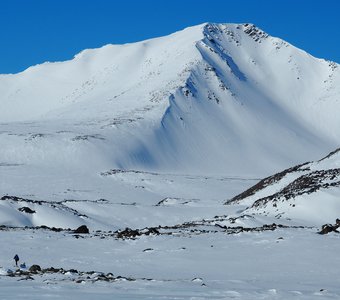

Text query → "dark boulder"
[319,223,339,234]
[29,264,41,273]
[18,207,36,214]
[74,225,89,234]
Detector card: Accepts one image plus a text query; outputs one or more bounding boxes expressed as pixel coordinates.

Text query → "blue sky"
[1,0,339,74]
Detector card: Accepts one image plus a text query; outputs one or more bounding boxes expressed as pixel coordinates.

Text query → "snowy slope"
[1,23,339,177]
[226,148,340,225]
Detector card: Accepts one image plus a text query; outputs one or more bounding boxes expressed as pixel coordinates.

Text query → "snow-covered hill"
[226,148,340,225]
[1,23,339,177]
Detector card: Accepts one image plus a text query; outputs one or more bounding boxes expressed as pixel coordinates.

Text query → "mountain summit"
[0,23,339,176]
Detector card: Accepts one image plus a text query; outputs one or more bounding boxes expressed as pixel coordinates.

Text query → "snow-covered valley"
[0,23,340,299]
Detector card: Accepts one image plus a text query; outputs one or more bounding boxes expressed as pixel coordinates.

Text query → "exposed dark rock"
[43,267,63,273]
[74,225,89,234]
[72,134,105,141]
[143,248,154,252]
[50,227,63,232]
[251,168,340,209]
[1,195,88,218]
[18,207,36,214]
[225,162,310,204]
[37,225,65,232]
[18,276,34,281]
[243,24,269,41]
[318,222,340,235]
[29,265,41,273]
[142,227,160,235]
[95,274,110,282]
[76,279,85,283]
[155,197,180,206]
[116,275,136,281]
[318,148,340,162]
[117,227,140,239]
[100,169,159,177]
[1,195,43,204]
[116,227,160,239]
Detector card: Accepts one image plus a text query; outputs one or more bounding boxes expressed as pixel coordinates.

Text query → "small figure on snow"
[13,254,19,267]
[20,262,26,269]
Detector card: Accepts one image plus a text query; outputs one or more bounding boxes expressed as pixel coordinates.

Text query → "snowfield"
[1,226,340,299]
[0,23,340,299]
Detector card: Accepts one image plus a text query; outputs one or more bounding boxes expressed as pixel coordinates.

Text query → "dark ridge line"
[225,162,310,205]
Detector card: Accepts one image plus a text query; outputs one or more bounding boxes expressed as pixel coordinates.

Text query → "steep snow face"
[0,23,339,176]
[115,23,340,175]
[226,148,340,225]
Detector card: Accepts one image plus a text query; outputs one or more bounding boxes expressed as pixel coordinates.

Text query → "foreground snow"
[1,225,340,299]
[0,163,339,299]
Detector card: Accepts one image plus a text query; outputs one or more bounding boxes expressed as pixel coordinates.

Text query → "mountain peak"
[0,23,339,176]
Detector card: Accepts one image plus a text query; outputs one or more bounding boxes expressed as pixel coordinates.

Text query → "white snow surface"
[0,23,340,299]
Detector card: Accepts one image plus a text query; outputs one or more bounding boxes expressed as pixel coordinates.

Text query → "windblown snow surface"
[0,23,340,299]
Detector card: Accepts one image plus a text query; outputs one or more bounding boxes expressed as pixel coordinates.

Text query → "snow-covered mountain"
[1,23,340,299]
[226,148,340,225]
[1,23,339,177]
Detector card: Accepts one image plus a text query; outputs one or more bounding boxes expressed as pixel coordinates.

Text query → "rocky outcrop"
[318,219,340,234]
[74,225,89,234]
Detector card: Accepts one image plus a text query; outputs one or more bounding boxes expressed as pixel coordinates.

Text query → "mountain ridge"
[225,148,340,225]
[0,22,339,176]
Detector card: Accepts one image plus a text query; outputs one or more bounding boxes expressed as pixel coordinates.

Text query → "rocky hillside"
[226,148,340,225]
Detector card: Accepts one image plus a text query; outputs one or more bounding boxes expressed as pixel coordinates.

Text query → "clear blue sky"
[1,0,339,74]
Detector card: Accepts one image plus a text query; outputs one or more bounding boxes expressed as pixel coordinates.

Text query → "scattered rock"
[116,227,159,239]
[43,267,62,273]
[141,227,160,236]
[3,265,143,284]
[117,227,140,239]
